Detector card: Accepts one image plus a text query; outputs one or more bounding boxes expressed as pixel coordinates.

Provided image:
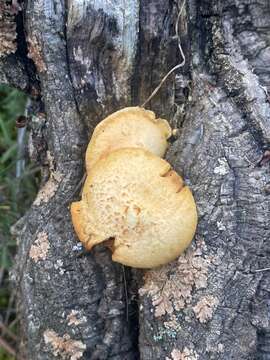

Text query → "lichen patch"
[206,342,224,354]
[34,153,63,206]
[217,343,224,353]
[27,35,46,73]
[44,330,86,360]
[139,241,210,317]
[166,347,199,360]
[34,170,63,206]
[213,158,229,176]
[29,232,50,263]
[73,46,91,68]
[193,296,219,323]
[67,310,87,326]
[164,314,181,331]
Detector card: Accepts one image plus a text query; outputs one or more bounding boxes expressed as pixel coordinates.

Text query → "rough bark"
[0,0,269,359]
[139,1,270,359]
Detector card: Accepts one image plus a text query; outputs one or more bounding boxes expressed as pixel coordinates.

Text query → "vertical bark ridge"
[138,1,270,359]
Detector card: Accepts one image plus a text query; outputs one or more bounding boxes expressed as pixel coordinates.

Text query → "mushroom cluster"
[71,107,197,268]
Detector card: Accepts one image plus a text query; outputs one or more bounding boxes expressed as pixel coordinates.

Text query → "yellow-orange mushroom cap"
[85,107,171,173]
[71,148,197,268]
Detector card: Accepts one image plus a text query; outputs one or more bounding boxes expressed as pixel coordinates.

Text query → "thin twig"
[0,322,18,342]
[141,0,186,108]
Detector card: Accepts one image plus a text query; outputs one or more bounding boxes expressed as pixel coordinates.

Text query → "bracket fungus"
[71,108,197,268]
[85,107,171,172]
[72,148,197,268]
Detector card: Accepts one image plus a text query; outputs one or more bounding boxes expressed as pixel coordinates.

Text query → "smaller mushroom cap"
[71,148,197,268]
[85,107,171,173]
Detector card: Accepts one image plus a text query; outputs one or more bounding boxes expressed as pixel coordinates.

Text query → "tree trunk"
[1,0,270,359]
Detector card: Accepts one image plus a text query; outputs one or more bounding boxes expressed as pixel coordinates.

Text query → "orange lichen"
[193,295,218,323]
[29,232,50,262]
[139,241,210,317]
[44,330,86,360]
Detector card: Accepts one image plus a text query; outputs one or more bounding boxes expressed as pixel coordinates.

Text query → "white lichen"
[217,221,226,231]
[44,330,86,360]
[73,46,91,68]
[213,158,229,176]
[29,232,50,262]
[67,310,87,326]
[206,342,224,354]
[217,343,224,353]
[55,259,65,275]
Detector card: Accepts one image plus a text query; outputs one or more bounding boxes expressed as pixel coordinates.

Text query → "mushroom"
[85,107,171,172]
[71,148,197,268]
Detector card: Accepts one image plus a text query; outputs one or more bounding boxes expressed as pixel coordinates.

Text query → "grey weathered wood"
[139,1,270,359]
[0,0,269,358]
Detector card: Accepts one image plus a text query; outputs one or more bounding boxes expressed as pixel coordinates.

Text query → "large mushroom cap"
[71,148,197,268]
[85,107,171,173]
